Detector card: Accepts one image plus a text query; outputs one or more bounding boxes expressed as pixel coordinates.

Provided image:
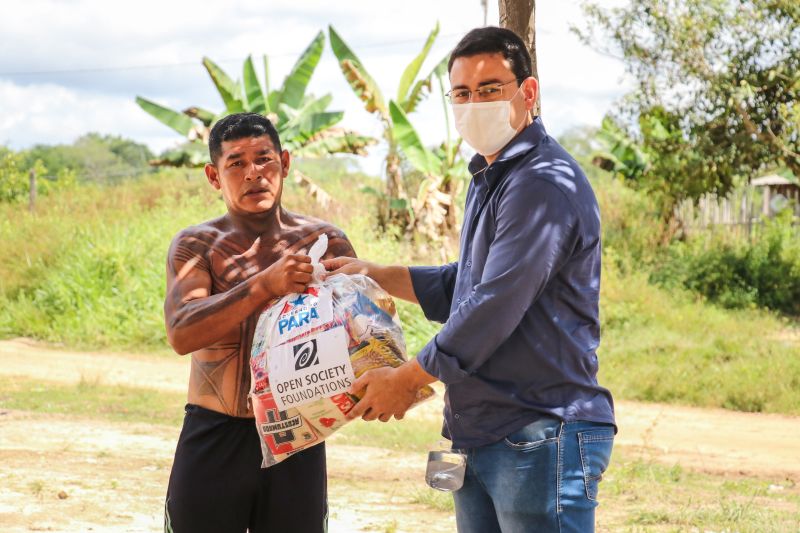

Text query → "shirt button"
[454,413,461,420]
[456,297,462,304]
[466,260,472,268]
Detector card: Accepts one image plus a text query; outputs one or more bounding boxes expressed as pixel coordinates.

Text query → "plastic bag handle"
[308,234,328,283]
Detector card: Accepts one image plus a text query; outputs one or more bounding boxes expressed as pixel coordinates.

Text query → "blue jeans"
[453,418,614,533]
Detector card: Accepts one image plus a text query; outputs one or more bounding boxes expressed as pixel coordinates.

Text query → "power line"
[0,33,464,77]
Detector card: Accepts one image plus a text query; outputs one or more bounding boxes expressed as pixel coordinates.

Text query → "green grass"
[2,373,797,531]
[600,456,800,532]
[406,452,800,532]
[0,168,798,416]
[409,488,454,512]
[333,413,443,453]
[0,376,185,426]
[600,251,800,414]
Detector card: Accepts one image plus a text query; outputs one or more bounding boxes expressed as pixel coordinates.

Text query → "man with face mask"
[324,27,615,532]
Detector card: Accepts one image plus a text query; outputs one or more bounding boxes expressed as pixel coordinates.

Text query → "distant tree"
[23,144,83,176]
[22,134,153,183]
[0,147,75,203]
[576,0,800,227]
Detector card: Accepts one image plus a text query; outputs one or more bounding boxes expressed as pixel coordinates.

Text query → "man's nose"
[244,163,263,181]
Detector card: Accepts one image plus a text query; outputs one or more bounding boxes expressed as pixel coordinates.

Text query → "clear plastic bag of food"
[249,235,435,467]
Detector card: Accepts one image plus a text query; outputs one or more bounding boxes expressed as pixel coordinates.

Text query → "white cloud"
[0,80,184,151]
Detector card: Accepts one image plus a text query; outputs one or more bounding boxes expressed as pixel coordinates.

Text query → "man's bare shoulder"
[290,213,348,238]
[170,216,229,248]
[166,216,233,269]
[284,213,352,255]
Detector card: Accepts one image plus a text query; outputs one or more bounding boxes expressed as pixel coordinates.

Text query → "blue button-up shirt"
[409,118,615,448]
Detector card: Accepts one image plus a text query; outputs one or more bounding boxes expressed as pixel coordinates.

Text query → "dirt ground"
[1,338,799,532]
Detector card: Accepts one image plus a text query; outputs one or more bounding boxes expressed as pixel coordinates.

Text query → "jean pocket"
[503,417,561,451]
[578,428,614,501]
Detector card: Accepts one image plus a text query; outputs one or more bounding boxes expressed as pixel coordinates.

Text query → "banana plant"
[136,31,374,167]
[387,64,470,245]
[329,22,448,227]
[591,116,649,182]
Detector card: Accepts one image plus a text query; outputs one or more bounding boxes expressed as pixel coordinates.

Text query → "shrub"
[651,210,800,315]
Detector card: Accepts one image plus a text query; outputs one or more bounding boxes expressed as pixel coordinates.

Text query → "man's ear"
[522,77,539,112]
[205,163,221,190]
[280,149,291,178]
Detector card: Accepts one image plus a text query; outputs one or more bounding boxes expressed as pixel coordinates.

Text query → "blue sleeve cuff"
[417,335,470,385]
[408,263,457,324]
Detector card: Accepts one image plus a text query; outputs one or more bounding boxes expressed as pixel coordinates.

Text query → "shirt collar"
[467,117,549,176]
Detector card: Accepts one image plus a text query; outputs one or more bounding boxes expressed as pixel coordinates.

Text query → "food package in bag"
[249,234,435,467]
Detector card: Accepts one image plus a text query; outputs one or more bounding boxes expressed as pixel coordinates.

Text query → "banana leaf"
[403,53,449,114]
[293,130,375,158]
[243,55,266,113]
[264,55,275,113]
[202,57,245,113]
[182,106,217,127]
[150,140,208,167]
[135,97,194,136]
[328,25,387,117]
[281,94,334,131]
[389,100,440,175]
[279,31,325,110]
[397,22,439,105]
[282,111,344,144]
[281,94,343,139]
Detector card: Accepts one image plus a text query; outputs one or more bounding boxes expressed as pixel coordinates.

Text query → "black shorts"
[165,404,327,533]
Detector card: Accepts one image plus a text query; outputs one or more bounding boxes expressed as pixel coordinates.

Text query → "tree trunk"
[498,0,540,116]
[382,147,409,229]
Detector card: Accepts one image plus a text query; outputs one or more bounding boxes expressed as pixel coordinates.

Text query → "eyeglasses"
[445,79,520,104]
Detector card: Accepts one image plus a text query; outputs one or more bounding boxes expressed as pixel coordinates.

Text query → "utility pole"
[481,0,488,26]
[28,169,36,213]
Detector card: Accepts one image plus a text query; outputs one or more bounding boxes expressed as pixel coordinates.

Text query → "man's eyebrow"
[226,148,275,161]
[450,79,506,91]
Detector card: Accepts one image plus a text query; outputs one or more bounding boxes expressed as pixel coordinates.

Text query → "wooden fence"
[675,186,800,237]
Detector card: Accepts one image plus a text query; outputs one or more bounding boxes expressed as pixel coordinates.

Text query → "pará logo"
[278,293,321,335]
[293,339,319,370]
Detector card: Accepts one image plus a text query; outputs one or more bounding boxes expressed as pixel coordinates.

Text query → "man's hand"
[322,257,419,304]
[346,359,437,422]
[347,366,419,422]
[259,254,313,298]
[321,257,374,277]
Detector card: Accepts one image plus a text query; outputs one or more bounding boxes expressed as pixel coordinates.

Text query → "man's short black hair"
[208,112,282,165]
[447,26,532,83]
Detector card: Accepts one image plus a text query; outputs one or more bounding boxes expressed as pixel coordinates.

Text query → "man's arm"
[321,259,419,304]
[407,262,458,323]
[164,231,314,355]
[342,178,580,421]
[416,179,579,384]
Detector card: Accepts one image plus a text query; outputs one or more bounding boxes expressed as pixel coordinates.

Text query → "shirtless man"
[163,112,354,533]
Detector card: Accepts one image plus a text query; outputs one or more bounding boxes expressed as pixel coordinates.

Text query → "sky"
[0,0,632,175]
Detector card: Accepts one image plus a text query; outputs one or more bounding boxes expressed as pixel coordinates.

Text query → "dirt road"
[1,338,799,532]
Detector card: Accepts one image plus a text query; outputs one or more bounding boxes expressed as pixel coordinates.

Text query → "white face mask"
[452,89,524,156]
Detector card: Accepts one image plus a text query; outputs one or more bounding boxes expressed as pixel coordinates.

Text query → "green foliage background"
[0,154,797,415]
